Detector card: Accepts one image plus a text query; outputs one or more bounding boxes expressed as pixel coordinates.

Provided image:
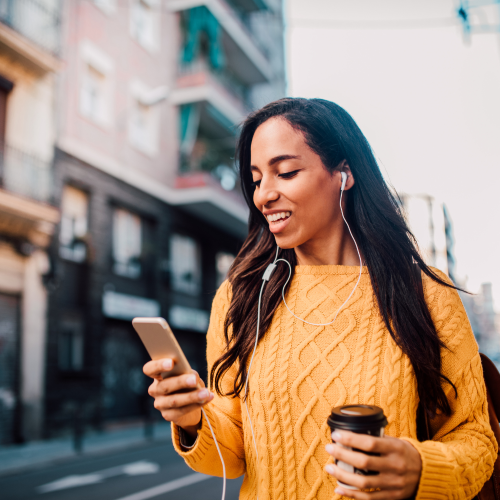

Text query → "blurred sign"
[169,305,209,333]
[102,291,160,320]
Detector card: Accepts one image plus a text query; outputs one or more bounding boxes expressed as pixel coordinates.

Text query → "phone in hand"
[132,317,191,379]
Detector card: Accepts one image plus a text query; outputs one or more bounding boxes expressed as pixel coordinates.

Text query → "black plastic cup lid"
[327,405,388,431]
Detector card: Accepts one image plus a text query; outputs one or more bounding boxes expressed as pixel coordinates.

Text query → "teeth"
[267,211,291,223]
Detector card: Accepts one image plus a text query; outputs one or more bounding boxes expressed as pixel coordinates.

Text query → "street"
[0,439,243,500]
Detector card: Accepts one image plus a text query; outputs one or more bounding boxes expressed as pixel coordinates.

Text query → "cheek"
[293,179,337,222]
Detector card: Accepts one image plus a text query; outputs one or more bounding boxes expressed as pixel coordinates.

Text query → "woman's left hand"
[324,430,422,499]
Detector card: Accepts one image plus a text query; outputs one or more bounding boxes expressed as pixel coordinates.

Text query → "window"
[80,65,106,123]
[58,320,84,372]
[129,98,158,155]
[128,80,163,156]
[216,252,234,287]
[170,234,201,295]
[130,101,149,149]
[79,40,114,126]
[130,0,160,52]
[59,186,89,262]
[113,208,142,278]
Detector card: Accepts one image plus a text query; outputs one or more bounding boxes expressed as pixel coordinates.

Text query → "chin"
[273,234,300,250]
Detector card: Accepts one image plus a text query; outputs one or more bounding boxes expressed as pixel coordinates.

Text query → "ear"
[338,160,355,191]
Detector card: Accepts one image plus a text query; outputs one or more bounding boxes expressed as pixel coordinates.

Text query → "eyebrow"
[250,154,301,171]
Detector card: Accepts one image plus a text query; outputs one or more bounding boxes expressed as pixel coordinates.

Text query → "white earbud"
[341,171,347,192]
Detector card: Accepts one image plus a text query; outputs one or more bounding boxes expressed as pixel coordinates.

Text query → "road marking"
[37,461,160,493]
[38,474,104,492]
[112,473,212,500]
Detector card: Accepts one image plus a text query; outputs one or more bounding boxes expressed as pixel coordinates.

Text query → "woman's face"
[250,117,347,251]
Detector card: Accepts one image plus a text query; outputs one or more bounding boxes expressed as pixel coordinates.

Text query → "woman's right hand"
[143,358,214,436]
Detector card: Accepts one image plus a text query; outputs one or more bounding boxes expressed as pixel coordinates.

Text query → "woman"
[144,98,497,499]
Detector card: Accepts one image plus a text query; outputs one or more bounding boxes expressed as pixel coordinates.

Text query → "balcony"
[0,0,61,55]
[0,144,58,248]
[230,0,273,13]
[175,172,248,237]
[168,0,272,85]
[171,59,251,133]
[0,0,61,73]
[0,144,53,203]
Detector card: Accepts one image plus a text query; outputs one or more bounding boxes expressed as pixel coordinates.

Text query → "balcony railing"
[223,0,269,60]
[178,59,254,112]
[0,0,61,55]
[0,143,54,204]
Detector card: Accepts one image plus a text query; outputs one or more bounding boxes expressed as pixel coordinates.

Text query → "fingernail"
[186,375,197,386]
[332,431,342,442]
[325,443,335,454]
[198,389,209,400]
[162,359,172,370]
[335,488,345,495]
[325,464,335,474]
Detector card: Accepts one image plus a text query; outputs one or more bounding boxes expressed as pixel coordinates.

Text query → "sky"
[286,0,500,310]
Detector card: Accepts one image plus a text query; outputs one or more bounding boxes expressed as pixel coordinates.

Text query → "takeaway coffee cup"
[327,405,388,490]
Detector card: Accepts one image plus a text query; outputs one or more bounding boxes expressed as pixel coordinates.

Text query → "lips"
[266,211,291,223]
[265,211,292,234]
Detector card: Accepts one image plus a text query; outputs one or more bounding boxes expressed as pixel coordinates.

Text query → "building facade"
[0,0,61,444]
[400,193,452,278]
[44,0,285,438]
[401,193,500,368]
[460,282,500,368]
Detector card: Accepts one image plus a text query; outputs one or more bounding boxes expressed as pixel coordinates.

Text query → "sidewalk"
[0,421,171,477]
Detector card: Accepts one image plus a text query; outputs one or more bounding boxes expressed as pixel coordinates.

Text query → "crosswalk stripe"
[112,472,212,500]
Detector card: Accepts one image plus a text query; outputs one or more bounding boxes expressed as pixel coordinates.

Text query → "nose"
[253,176,279,208]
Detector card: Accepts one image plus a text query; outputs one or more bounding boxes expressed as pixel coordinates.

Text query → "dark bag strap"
[415,357,500,500]
[477,354,500,500]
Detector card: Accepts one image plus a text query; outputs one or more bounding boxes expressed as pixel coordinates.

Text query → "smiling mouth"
[266,211,291,224]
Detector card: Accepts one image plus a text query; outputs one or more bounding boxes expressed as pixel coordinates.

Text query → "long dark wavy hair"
[211,98,457,419]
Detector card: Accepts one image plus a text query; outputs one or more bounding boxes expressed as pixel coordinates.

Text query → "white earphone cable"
[201,407,226,500]
[207,180,361,500]
[205,247,278,500]
[242,246,279,500]
[278,184,363,326]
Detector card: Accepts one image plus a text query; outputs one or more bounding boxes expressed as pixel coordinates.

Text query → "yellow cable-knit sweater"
[172,265,498,500]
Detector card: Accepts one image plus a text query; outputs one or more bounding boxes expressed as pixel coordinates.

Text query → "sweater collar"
[294,265,369,276]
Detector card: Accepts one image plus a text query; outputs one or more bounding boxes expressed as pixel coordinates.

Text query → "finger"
[143,358,174,378]
[160,403,206,423]
[157,373,203,395]
[154,388,214,411]
[148,380,159,397]
[334,484,401,500]
[332,430,391,455]
[324,463,385,491]
[325,443,386,472]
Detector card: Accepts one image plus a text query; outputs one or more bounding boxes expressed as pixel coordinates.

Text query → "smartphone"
[132,317,191,379]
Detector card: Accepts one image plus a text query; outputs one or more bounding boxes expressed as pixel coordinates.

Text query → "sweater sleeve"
[402,269,498,500]
[171,280,246,479]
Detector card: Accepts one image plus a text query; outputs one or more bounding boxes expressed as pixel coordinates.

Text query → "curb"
[0,424,171,478]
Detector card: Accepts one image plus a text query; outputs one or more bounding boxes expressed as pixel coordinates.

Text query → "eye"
[279,170,300,179]
[251,179,261,188]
